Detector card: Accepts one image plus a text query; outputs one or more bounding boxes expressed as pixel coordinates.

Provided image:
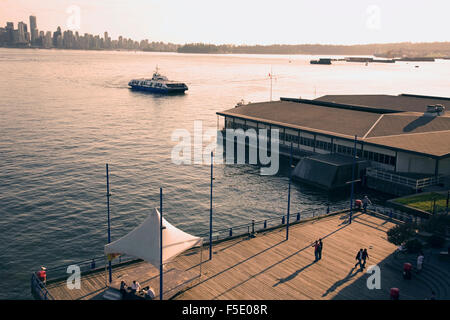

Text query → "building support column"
[435,158,439,178]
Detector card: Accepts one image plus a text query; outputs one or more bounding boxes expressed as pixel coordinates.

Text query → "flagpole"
[159,187,163,300]
[209,151,213,260]
[106,164,112,283]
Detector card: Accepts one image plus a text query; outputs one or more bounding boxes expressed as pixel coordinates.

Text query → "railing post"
[252,220,255,235]
[229,228,232,237]
[282,216,285,224]
[327,205,330,214]
[264,220,267,229]
[297,213,300,221]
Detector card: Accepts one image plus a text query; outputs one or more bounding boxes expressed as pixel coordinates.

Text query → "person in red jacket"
[37,266,47,284]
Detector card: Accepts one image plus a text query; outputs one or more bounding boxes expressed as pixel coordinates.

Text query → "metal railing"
[31,204,349,298]
[366,168,443,191]
[366,203,427,225]
[30,273,55,300]
[197,204,349,243]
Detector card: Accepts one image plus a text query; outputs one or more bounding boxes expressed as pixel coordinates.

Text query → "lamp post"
[106,164,112,283]
[349,135,357,224]
[286,141,293,240]
[159,187,164,300]
[209,152,214,260]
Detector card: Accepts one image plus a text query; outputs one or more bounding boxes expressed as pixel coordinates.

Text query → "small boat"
[128,67,188,94]
[310,58,332,65]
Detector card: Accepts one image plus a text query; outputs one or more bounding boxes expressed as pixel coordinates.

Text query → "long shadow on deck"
[208,218,351,299]
[330,250,450,300]
[273,261,317,287]
[322,267,362,297]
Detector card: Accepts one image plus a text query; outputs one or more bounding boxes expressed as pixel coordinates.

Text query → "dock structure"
[217,94,450,195]
[39,211,450,300]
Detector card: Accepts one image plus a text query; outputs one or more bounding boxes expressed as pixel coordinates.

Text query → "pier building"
[217,94,450,194]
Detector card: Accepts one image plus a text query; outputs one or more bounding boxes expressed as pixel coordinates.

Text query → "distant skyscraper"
[6,22,14,43]
[53,26,61,47]
[17,22,27,44]
[29,16,37,31]
[29,15,37,43]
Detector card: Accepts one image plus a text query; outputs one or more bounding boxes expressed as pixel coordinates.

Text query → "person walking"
[312,240,320,261]
[362,196,372,213]
[318,239,323,260]
[362,248,369,269]
[355,249,363,270]
[417,252,424,273]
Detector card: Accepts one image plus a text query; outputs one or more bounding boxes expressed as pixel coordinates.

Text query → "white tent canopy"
[104,208,202,269]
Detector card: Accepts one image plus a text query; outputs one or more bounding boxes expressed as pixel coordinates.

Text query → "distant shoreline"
[1,41,450,59]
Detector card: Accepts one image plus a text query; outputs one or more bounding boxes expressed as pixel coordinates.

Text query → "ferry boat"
[128,67,188,94]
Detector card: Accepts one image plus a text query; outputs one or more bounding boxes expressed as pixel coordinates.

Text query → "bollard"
[282,216,285,224]
[229,228,232,237]
[252,220,255,234]
[91,259,96,269]
[297,213,300,221]
[264,220,267,229]
[327,205,330,214]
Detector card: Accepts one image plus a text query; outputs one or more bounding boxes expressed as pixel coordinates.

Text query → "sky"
[1,0,449,45]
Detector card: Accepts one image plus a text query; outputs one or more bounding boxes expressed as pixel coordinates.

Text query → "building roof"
[218,99,450,158]
[315,94,449,113]
[218,100,381,138]
[365,131,450,158]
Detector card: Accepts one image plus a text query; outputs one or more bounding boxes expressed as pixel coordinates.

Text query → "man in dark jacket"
[355,249,363,270]
[362,248,369,268]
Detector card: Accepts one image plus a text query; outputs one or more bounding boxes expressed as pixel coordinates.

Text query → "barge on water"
[128,67,188,94]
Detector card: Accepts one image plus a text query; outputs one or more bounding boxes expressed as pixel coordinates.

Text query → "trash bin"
[403,262,412,280]
[390,288,400,300]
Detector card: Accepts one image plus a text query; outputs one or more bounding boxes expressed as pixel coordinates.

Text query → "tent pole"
[104,257,107,287]
[160,187,163,300]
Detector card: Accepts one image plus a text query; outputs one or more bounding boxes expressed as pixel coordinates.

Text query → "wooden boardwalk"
[46,212,449,300]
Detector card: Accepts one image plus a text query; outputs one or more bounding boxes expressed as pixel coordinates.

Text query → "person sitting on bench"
[130,280,141,293]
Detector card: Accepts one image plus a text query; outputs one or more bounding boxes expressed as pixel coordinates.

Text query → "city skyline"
[1,0,450,46]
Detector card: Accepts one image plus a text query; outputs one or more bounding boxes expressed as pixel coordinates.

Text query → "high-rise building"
[17,22,27,44]
[5,22,14,44]
[29,15,37,43]
[53,26,61,47]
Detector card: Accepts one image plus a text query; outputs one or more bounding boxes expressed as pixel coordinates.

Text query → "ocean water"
[1,48,449,299]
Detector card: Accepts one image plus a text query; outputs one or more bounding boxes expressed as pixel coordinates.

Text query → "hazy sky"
[1,0,449,45]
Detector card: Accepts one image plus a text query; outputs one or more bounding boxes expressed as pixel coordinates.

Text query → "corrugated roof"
[316,94,449,113]
[366,113,450,138]
[365,131,450,157]
[218,101,379,138]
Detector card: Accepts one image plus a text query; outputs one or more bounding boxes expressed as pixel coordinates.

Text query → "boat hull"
[129,85,187,94]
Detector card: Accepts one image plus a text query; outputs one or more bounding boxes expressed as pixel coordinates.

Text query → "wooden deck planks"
[46,212,412,300]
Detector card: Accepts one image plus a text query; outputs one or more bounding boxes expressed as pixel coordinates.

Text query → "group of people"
[119,280,155,300]
[354,248,369,270]
[355,195,372,213]
[312,239,323,261]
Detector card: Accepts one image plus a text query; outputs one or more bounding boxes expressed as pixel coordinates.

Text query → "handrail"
[31,202,429,299]
[366,168,444,190]
[33,205,346,284]
[31,273,55,300]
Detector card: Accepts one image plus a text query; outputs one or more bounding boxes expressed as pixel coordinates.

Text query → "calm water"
[1,48,449,299]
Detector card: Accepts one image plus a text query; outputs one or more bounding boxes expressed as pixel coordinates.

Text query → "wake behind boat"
[128,67,188,94]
